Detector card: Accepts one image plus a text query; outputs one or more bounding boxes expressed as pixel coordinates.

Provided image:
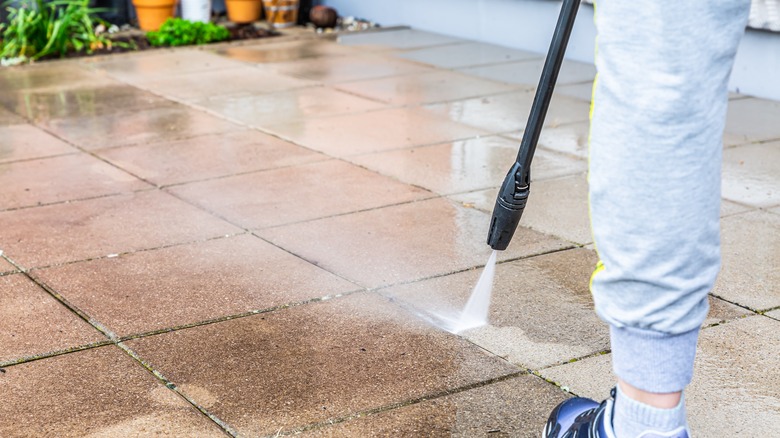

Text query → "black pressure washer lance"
[487,0,582,250]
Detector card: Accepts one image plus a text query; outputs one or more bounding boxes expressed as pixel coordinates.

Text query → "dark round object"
[310,5,338,28]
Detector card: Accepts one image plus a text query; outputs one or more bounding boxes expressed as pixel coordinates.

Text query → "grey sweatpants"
[589,0,751,393]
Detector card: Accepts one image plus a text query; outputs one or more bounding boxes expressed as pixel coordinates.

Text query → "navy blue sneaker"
[543,388,690,438]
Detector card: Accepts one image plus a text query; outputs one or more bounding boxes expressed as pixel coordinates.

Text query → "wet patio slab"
[0,153,150,210]
[31,234,359,337]
[257,198,571,289]
[0,273,102,364]
[94,128,325,187]
[0,345,226,437]
[393,41,541,69]
[124,293,519,437]
[0,190,241,268]
[301,374,569,437]
[0,124,78,163]
[168,159,433,229]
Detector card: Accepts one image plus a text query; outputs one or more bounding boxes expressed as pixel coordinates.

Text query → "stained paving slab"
[0,27,777,437]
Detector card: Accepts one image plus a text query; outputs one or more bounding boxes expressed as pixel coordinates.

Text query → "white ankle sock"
[612,384,688,438]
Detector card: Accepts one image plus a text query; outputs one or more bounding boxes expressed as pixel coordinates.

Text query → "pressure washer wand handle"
[487,0,582,251]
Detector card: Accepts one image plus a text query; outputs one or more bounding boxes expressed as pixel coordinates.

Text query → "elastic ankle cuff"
[610,325,699,393]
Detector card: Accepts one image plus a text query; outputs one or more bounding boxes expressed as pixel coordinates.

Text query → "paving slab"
[0,124,78,164]
[265,106,488,157]
[722,140,780,208]
[533,121,591,159]
[347,135,585,196]
[95,129,325,187]
[257,198,570,288]
[459,59,596,87]
[0,63,114,93]
[0,83,169,122]
[193,87,387,128]
[0,106,25,125]
[125,293,519,437]
[302,375,568,437]
[337,29,466,51]
[393,41,541,69]
[32,234,359,337]
[0,345,226,437]
[169,159,432,229]
[0,153,150,210]
[83,48,253,80]
[554,82,594,102]
[714,210,780,311]
[384,248,608,369]
[724,97,780,146]
[0,257,17,275]
[0,274,102,364]
[0,190,241,268]
[540,315,780,436]
[214,39,360,64]
[41,103,241,150]
[132,66,318,102]
[766,309,780,319]
[423,90,590,135]
[334,70,520,106]
[268,53,434,83]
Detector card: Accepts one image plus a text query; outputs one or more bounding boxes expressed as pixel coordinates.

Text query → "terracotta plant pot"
[226,0,263,23]
[132,0,178,31]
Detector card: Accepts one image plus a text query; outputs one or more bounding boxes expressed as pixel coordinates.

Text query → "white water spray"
[423,250,498,334]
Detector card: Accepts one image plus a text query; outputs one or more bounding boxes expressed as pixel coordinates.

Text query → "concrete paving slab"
[766,309,780,319]
[132,66,318,102]
[193,87,387,128]
[214,39,360,64]
[257,198,571,289]
[83,48,253,80]
[720,199,754,217]
[724,97,780,146]
[0,124,78,164]
[41,104,241,150]
[0,346,225,437]
[0,83,168,122]
[394,41,541,69]
[169,159,432,229]
[540,315,780,436]
[384,248,609,369]
[0,106,24,125]
[423,90,590,135]
[554,82,594,102]
[125,293,519,437]
[0,154,150,210]
[722,140,780,208]
[0,191,241,269]
[301,375,568,437]
[337,29,466,51]
[33,234,359,337]
[459,59,596,87]
[0,258,17,275]
[0,63,114,93]
[334,70,520,106]
[0,274,102,364]
[515,173,591,246]
[265,106,488,157]
[714,210,780,311]
[95,129,324,187]
[269,53,434,83]
[533,121,590,159]
[347,135,585,196]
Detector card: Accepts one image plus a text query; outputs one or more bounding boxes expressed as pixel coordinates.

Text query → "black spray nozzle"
[487,162,530,251]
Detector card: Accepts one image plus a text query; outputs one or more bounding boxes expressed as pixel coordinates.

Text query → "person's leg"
[588,0,751,436]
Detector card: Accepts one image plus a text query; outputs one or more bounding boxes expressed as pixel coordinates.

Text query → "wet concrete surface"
[0,27,777,436]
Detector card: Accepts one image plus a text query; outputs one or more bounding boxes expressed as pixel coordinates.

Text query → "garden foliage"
[146,18,230,47]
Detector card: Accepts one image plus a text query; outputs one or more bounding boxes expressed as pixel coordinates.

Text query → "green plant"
[146,18,230,47]
[0,0,116,63]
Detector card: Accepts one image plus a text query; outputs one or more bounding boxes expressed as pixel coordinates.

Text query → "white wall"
[323,0,780,101]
